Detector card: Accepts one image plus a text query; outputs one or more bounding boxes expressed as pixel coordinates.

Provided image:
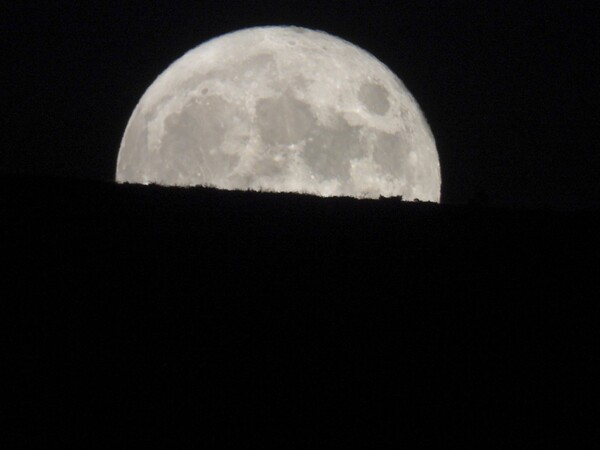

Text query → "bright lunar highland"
[117,26,441,201]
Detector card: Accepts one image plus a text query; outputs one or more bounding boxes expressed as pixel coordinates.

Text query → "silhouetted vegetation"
[2,174,598,448]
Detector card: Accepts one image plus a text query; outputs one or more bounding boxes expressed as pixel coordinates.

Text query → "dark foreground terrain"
[2,175,598,448]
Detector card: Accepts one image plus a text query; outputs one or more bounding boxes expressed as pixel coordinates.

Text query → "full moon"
[117,26,441,201]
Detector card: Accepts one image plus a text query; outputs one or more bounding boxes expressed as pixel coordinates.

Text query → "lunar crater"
[358,82,390,115]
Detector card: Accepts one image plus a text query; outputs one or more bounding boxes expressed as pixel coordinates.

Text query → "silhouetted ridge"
[3,174,598,449]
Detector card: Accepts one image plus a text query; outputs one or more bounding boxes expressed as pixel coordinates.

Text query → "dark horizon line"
[2,169,598,214]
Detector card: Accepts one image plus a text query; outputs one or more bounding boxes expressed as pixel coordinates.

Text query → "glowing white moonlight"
[117,26,441,201]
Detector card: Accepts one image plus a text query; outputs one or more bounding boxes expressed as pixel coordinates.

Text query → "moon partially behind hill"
[116,26,441,201]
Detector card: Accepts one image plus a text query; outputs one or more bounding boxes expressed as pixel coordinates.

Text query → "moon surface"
[117,26,441,201]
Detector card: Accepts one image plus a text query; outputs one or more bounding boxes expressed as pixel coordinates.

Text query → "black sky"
[3,0,599,209]
[4,4,600,445]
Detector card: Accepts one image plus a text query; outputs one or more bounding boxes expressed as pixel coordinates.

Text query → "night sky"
[3,0,599,209]
[4,3,600,446]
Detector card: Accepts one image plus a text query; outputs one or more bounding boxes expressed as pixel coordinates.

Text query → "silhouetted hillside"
[2,175,598,448]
